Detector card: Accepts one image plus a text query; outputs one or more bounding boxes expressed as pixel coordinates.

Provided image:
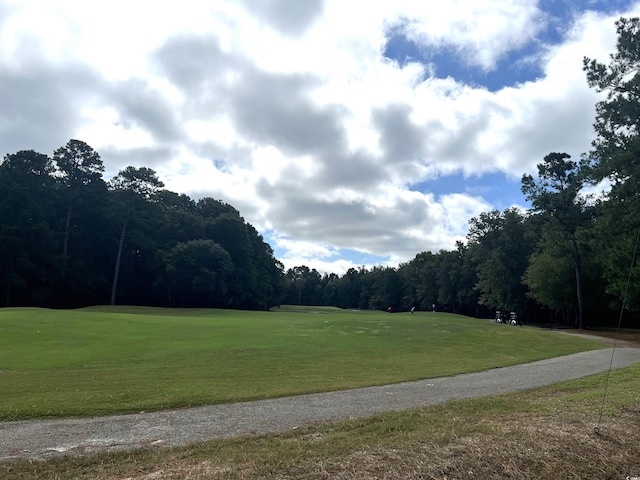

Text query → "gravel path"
[2,347,639,461]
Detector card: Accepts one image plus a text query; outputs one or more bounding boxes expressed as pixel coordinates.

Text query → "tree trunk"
[571,236,585,329]
[110,219,128,306]
[5,257,13,306]
[62,206,72,273]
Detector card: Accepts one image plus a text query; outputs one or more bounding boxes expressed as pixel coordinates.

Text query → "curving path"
[1,347,640,461]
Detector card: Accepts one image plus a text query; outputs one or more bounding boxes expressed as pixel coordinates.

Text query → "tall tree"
[435,248,478,315]
[286,266,322,305]
[367,266,402,311]
[336,267,364,308]
[398,252,438,311]
[584,17,640,181]
[245,224,285,309]
[52,140,106,273]
[584,17,640,311]
[108,166,164,305]
[0,150,57,305]
[466,208,532,314]
[451,241,483,316]
[521,153,592,328]
[523,222,578,323]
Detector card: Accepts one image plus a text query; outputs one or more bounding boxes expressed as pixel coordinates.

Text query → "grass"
[1,363,639,479]
[0,305,608,420]
[1,306,638,479]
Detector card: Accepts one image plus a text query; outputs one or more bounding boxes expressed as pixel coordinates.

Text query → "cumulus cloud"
[0,62,103,155]
[385,0,544,71]
[227,69,347,157]
[238,0,325,37]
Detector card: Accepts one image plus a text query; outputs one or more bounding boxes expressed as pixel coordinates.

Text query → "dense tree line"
[281,18,640,329]
[0,140,285,309]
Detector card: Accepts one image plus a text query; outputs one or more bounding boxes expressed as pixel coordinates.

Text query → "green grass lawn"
[0,305,607,420]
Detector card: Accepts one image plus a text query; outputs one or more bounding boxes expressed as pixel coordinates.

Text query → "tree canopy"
[0,144,285,309]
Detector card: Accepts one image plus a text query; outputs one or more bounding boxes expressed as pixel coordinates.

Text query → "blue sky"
[1,0,638,274]
[383,24,544,92]
[412,172,526,210]
[384,0,633,92]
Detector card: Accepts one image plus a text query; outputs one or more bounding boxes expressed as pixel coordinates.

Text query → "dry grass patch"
[86,411,640,480]
[24,395,637,480]
[259,412,640,480]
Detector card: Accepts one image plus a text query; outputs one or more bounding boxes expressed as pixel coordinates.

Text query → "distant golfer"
[411,306,415,314]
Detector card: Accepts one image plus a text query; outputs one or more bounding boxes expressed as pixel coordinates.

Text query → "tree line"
[279,18,640,328]
[2,18,639,327]
[0,140,285,309]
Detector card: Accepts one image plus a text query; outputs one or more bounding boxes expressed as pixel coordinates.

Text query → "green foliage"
[109,166,165,199]
[521,153,594,328]
[0,142,285,309]
[285,265,323,305]
[467,208,534,312]
[584,18,640,171]
[52,139,108,279]
[53,139,104,189]
[162,239,233,306]
[583,17,640,313]
[521,152,589,223]
[0,151,58,305]
[523,223,576,317]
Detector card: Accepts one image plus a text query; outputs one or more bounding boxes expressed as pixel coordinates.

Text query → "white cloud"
[2,0,639,273]
[386,0,544,71]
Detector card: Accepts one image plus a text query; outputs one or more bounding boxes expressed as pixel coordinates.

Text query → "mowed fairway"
[0,306,606,420]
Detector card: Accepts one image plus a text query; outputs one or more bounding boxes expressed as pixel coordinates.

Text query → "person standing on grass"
[411,306,415,314]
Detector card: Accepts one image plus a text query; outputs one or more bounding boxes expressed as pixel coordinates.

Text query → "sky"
[1,0,638,275]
